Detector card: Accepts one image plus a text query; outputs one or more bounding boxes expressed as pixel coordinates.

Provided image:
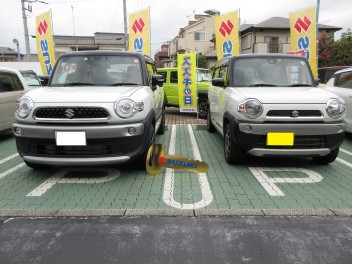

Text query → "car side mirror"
[314,78,320,87]
[151,74,164,90]
[212,78,225,87]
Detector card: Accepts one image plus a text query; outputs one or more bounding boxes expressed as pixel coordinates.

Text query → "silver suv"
[13,51,165,169]
[208,54,346,164]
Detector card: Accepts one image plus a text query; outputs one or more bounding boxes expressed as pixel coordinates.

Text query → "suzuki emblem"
[65,108,75,119]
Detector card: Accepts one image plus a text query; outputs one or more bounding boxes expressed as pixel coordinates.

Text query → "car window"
[0,73,17,92]
[170,71,178,83]
[158,71,167,82]
[21,71,41,87]
[197,69,212,82]
[233,57,313,87]
[50,55,143,86]
[336,71,352,88]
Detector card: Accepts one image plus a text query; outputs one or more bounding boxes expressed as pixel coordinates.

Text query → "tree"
[318,31,333,67]
[330,28,352,66]
[196,54,209,69]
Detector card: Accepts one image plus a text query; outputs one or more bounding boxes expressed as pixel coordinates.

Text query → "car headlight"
[238,99,263,119]
[326,99,346,119]
[114,98,144,118]
[16,97,33,119]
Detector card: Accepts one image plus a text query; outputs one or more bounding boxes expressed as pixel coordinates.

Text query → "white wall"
[0,62,43,75]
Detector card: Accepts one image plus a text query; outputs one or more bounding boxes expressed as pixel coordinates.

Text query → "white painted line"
[0,153,19,165]
[336,158,352,169]
[26,168,120,196]
[163,125,213,209]
[249,167,323,196]
[0,163,26,180]
[340,148,352,156]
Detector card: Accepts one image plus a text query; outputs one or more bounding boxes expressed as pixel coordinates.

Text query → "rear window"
[0,72,24,92]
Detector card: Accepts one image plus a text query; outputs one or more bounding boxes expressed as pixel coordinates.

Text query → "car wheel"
[312,148,339,164]
[224,123,243,164]
[198,98,208,119]
[207,107,215,133]
[157,106,166,135]
[138,123,155,169]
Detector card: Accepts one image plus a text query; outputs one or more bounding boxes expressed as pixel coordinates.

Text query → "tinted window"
[170,71,178,83]
[0,73,16,92]
[336,71,352,88]
[158,72,167,82]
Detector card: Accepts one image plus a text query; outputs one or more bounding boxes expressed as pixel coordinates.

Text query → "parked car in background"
[13,51,165,169]
[20,70,42,89]
[318,66,352,84]
[324,67,352,133]
[0,67,27,135]
[38,75,50,86]
[208,54,346,165]
[157,67,212,119]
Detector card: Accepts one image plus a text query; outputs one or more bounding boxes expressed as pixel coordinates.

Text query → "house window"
[195,32,205,41]
[241,34,252,50]
[264,36,279,53]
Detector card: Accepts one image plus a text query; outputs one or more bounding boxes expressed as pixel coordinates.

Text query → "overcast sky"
[1,0,351,56]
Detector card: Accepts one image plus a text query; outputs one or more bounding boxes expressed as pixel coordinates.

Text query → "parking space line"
[163,125,213,209]
[0,163,25,180]
[0,154,19,165]
[336,158,352,169]
[340,148,352,156]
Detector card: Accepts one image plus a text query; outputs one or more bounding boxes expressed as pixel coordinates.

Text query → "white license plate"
[55,131,86,146]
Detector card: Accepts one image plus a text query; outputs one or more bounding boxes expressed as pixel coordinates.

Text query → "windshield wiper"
[109,83,139,86]
[64,82,94,86]
[288,84,313,87]
[249,83,277,87]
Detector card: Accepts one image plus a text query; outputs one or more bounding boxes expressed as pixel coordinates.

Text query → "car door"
[0,72,25,131]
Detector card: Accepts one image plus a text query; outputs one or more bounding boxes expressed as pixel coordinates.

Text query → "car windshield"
[232,57,314,87]
[21,71,41,87]
[50,55,143,86]
[197,69,212,82]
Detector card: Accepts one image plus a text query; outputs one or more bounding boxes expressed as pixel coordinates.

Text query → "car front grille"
[34,107,109,119]
[28,139,121,156]
[258,135,327,149]
[267,110,322,117]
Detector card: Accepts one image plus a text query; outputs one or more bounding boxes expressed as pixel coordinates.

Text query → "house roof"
[0,47,17,55]
[54,32,127,46]
[241,17,342,31]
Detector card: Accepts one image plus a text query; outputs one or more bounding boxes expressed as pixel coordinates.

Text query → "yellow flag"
[177,53,197,113]
[36,10,56,75]
[214,10,239,60]
[129,8,151,56]
[289,6,317,77]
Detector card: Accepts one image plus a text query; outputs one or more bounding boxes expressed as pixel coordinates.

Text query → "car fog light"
[243,125,252,133]
[336,125,343,133]
[14,127,23,136]
[128,127,136,135]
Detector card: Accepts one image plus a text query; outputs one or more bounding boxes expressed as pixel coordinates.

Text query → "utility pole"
[21,0,31,61]
[123,0,128,51]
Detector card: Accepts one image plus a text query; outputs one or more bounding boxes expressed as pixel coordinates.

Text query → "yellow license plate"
[266,132,294,146]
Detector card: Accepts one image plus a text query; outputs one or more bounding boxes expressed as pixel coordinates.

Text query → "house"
[0,47,23,62]
[154,43,172,68]
[54,32,127,58]
[165,15,342,68]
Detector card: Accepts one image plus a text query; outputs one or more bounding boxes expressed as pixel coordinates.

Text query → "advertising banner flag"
[214,10,239,60]
[129,8,151,56]
[36,10,56,75]
[177,53,197,113]
[289,6,317,77]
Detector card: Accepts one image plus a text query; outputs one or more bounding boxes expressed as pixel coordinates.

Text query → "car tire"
[312,148,339,164]
[157,106,166,135]
[207,107,215,133]
[224,123,244,164]
[138,123,155,169]
[198,97,208,119]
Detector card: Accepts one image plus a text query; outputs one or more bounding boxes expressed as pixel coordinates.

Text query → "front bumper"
[13,122,149,166]
[231,120,346,157]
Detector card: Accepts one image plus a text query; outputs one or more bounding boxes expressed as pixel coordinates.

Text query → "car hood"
[236,87,341,104]
[24,86,143,103]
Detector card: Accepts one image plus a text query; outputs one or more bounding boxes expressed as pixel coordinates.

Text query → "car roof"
[332,67,352,75]
[0,66,22,75]
[58,50,153,62]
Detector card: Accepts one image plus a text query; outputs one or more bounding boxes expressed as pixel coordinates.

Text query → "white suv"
[13,51,165,169]
[208,54,346,164]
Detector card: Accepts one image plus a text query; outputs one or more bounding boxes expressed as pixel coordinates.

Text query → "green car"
[157,67,211,119]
